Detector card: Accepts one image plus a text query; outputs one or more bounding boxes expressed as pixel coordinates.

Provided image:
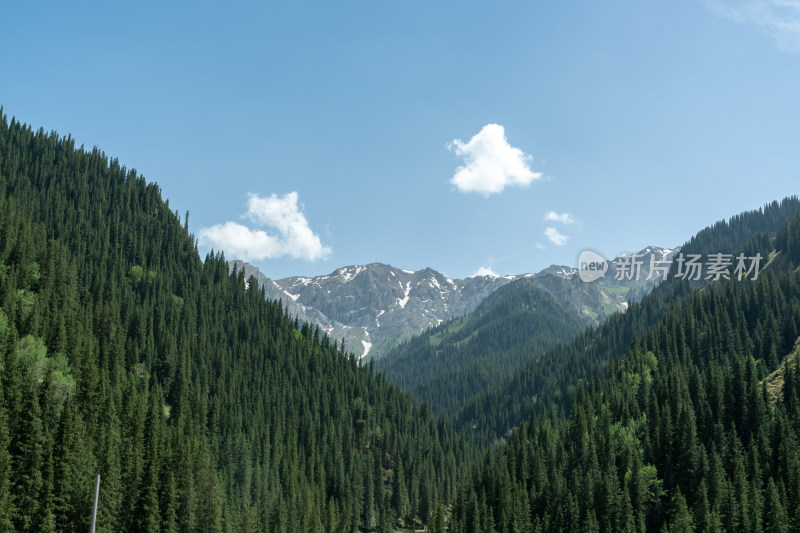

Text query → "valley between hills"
[2,113,800,531]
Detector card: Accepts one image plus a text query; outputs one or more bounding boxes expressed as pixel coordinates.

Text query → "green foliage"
[451,197,800,443]
[3,108,800,533]
[15,335,74,418]
[378,282,590,415]
[0,112,471,532]
[171,294,184,312]
[128,264,144,284]
[450,206,800,532]
[16,335,49,383]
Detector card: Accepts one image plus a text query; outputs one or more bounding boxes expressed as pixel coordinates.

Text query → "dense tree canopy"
[378,282,589,415]
[0,111,471,532]
[445,210,800,532]
[451,197,800,444]
[2,108,799,532]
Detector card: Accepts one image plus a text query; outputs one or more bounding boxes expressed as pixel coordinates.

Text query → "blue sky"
[2,1,799,279]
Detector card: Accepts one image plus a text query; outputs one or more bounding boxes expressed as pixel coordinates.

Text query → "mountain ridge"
[232,260,526,359]
[232,245,675,360]
[375,245,677,413]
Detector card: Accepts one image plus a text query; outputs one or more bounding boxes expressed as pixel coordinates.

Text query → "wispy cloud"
[543,211,576,225]
[707,0,800,52]
[544,227,569,246]
[470,266,499,277]
[198,192,331,262]
[448,124,542,196]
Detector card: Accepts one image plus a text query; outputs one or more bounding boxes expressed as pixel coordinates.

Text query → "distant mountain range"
[7,111,800,532]
[231,245,675,360]
[231,261,523,359]
[375,246,678,413]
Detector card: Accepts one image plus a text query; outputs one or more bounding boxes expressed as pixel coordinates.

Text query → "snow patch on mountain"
[231,249,672,361]
[339,265,365,283]
[361,340,372,358]
[396,281,412,309]
[556,267,576,278]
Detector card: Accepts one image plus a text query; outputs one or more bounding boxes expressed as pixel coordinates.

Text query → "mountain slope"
[448,206,800,532]
[377,246,675,415]
[234,246,674,362]
[452,197,800,443]
[234,260,526,359]
[0,111,470,532]
[376,281,591,414]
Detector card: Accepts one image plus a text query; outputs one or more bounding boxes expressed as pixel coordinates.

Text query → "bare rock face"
[231,246,673,361]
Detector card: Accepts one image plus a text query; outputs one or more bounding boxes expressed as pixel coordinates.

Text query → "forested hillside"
[377,247,680,417]
[452,197,800,444]
[377,281,590,415]
[0,112,469,532]
[3,108,800,533]
[446,209,800,532]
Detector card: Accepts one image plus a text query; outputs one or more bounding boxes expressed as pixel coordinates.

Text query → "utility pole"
[90,474,100,533]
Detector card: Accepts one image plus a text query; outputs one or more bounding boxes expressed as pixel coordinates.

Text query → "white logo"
[578,250,608,282]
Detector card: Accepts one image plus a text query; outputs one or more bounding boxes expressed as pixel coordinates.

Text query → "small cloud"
[707,0,800,52]
[535,243,546,250]
[471,266,498,277]
[543,211,576,225]
[198,192,331,261]
[544,227,569,246]
[448,124,542,196]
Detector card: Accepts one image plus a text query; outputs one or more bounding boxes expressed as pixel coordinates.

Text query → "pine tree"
[0,379,15,531]
[430,501,445,533]
[392,457,410,522]
[763,478,789,533]
[669,490,695,533]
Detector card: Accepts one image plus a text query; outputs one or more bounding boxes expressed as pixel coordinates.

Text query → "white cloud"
[544,227,569,246]
[471,266,498,277]
[543,211,576,225]
[448,124,542,196]
[535,243,546,250]
[198,192,331,261]
[707,0,800,52]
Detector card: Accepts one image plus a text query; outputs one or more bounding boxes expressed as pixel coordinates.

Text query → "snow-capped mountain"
[230,246,675,360]
[517,246,678,323]
[231,261,526,359]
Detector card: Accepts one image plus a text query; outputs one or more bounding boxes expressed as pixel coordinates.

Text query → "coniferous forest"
[448,212,800,532]
[0,112,469,532]
[3,108,800,532]
[377,281,591,416]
